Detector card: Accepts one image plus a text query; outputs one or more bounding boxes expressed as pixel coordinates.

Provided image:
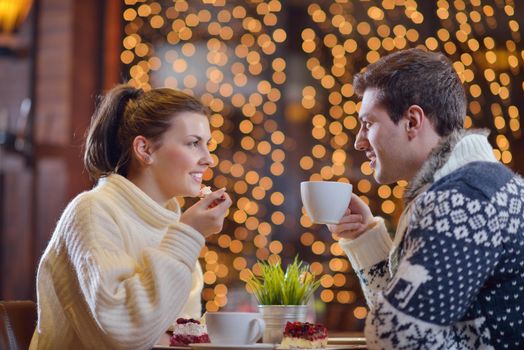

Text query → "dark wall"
[0,0,122,301]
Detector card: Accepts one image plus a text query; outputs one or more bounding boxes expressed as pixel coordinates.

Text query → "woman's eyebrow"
[188,135,213,144]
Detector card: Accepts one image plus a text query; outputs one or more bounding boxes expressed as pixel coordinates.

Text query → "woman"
[30,85,232,350]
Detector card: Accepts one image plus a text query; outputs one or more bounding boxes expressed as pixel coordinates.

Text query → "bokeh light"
[122,0,523,331]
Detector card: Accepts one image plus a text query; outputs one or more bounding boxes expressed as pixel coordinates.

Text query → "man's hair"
[353,48,466,136]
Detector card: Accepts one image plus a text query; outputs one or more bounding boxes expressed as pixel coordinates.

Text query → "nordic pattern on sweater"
[355,261,389,306]
[362,162,524,349]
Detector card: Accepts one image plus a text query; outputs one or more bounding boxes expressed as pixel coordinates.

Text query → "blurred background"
[1,0,523,332]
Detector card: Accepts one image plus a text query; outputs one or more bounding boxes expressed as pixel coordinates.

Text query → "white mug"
[205,312,265,345]
[300,181,353,224]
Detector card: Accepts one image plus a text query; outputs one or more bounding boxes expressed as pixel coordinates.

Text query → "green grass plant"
[246,256,321,305]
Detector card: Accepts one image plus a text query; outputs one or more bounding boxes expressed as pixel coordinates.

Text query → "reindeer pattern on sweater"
[341,131,524,349]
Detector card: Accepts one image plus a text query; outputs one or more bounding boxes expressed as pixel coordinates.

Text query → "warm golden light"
[0,0,33,33]
[353,306,368,319]
[122,0,521,317]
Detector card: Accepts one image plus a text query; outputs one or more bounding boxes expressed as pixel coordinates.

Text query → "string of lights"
[121,0,523,329]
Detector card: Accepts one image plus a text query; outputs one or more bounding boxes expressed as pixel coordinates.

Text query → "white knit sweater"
[30,174,205,350]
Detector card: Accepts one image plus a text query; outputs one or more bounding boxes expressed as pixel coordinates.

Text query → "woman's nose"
[201,148,213,166]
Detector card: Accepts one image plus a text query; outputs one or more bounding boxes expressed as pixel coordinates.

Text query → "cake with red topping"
[170,318,210,346]
[279,321,328,349]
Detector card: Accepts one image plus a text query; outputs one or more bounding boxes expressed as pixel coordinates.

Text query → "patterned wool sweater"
[340,130,524,349]
[30,174,205,350]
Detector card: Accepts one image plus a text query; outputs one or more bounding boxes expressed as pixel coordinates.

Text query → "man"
[330,48,524,349]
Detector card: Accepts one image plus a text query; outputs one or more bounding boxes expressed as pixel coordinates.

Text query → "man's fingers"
[336,228,363,240]
[334,222,363,234]
[338,214,363,224]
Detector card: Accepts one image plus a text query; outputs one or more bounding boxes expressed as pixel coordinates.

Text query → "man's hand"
[327,193,374,240]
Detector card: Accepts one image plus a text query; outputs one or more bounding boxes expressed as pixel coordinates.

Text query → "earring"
[144,155,152,164]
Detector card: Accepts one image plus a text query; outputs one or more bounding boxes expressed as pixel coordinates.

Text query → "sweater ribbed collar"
[404,129,497,205]
[99,174,181,227]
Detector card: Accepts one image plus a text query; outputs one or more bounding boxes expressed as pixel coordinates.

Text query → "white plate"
[328,337,366,344]
[153,343,366,350]
[190,344,275,350]
[189,345,364,350]
[277,347,364,350]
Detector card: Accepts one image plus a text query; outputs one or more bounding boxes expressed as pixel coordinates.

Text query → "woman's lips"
[190,172,203,183]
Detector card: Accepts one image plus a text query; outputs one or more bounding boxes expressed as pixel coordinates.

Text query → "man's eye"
[363,122,372,129]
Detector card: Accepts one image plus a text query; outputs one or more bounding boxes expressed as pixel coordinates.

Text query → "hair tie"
[116,88,143,123]
[129,88,144,100]
[112,88,143,151]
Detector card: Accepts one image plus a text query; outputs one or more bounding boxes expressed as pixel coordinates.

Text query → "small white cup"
[205,312,265,345]
[300,181,352,224]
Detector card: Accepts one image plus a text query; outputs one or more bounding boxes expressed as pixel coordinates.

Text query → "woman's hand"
[180,188,232,238]
[327,193,374,240]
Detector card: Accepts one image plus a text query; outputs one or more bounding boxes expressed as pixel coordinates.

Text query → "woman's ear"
[132,135,154,165]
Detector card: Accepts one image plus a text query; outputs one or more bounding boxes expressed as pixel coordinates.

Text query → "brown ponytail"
[84,84,208,180]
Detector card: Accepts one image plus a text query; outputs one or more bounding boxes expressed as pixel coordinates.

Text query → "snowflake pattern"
[366,299,493,350]
[357,165,524,349]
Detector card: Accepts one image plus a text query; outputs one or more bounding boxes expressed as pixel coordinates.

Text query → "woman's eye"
[363,121,372,129]
[189,140,199,147]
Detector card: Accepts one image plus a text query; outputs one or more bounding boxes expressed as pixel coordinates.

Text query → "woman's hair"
[84,84,208,180]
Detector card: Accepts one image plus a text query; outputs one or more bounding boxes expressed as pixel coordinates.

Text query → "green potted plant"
[246,256,322,344]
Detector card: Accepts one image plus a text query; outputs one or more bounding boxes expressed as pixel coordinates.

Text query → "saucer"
[272,347,364,350]
[190,344,275,350]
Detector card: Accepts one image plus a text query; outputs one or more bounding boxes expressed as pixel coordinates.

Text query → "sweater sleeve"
[338,217,393,305]
[179,261,204,319]
[54,195,205,350]
[364,189,501,349]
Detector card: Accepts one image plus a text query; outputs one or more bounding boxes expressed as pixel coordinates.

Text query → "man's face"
[354,88,411,184]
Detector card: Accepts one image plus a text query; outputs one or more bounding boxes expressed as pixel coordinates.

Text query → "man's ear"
[132,135,154,165]
[404,105,426,140]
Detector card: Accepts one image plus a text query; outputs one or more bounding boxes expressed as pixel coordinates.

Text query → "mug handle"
[248,318,266,344]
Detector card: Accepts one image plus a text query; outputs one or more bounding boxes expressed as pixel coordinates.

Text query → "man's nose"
[354,130,367,151]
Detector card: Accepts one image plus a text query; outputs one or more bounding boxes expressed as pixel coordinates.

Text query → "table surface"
[153,332,367,349]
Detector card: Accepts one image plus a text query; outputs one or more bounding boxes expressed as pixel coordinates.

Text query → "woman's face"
[148,112,213,200]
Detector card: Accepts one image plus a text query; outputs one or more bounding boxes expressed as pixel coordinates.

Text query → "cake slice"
[170,318,210,346]
[198,186,212,198]
[279,321,328,349]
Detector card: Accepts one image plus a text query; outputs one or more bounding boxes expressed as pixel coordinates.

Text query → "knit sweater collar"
[404,129,497,204]
[100,174,182,226]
